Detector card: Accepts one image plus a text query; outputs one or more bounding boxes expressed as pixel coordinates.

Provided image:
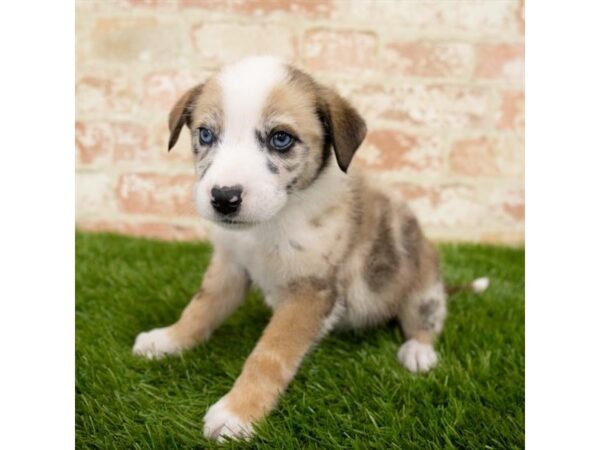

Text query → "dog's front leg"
[133,250,249,358]
[203,278,337,441]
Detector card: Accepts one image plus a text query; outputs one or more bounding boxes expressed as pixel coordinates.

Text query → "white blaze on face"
[194,56,289,226]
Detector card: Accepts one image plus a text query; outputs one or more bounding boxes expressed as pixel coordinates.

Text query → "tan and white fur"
[132,56,489,442]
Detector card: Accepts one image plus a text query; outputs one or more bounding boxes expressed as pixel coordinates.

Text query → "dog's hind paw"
[397,339,438,373]
[203,395,254,442]
[132,327,182,359]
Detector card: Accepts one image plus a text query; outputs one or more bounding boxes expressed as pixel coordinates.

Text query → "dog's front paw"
[203,395,254,442]
[132,327,182,359]
[397,339,438,373]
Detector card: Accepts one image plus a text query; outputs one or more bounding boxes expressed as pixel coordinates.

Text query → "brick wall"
[76,0,525,244]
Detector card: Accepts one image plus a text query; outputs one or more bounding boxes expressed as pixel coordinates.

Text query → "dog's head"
[167,56,367,228]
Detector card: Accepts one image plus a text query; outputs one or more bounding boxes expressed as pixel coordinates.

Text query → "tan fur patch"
[261,74,325,190]
[223,277,335,422]
[187,78,223,131]
[169,253,248,347]
[167,77,224,153]
[168,83,203,151]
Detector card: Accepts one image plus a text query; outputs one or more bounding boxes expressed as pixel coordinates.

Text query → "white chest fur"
[211,168,350,308]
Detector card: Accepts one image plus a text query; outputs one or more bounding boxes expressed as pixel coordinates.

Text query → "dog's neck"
[256,162,349,232]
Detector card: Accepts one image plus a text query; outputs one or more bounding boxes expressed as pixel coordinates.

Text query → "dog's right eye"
[269,131,294,152]
[198,128,215,146]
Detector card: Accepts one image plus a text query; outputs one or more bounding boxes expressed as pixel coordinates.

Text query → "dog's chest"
[215,216,346,308]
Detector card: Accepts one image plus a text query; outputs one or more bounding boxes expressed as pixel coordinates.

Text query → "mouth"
[217,217,257,229]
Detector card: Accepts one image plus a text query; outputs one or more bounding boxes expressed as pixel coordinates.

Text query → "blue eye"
[199,127,215,146]
[270,131,294,152]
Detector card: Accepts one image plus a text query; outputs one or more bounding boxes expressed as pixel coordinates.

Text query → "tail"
[445,277,490,296]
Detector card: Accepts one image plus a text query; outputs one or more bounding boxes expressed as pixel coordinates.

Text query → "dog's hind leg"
[396,281,447,373]
[133,250,249,359]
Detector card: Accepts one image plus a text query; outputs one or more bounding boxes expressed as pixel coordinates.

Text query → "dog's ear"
[319,88,367,172]
[168,84,204,151]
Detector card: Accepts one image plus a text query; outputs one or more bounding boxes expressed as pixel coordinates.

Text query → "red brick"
[357,130,443,175]
[496,90,524,132]
[517,0,525,35]
[152,124,195,165]
[383,41,474,78]
[76,75,139,116]
[394,184,433,202]
[117,173,197,216]
[395,182,486,228]
[449,136,523,178]
[452,1,521,35]
[475,44,524,83]
[331,1,519,36]
[112,122,152,163]
[230,0,333,18]
[479,230,524,245]
[450,137,498,177]
[503,202,524,221]
[91,18,184,64]
[77,219,208,241]
[396,183,525,232]
[191,23,298,65]
[180,0,229,8]
[75,121,113,165]
[143,70,202,110]
[76,120,186,167]
[487,185,525,223]
[76,173,115,217]
[126,0,177,6]
[76,76,112,114]
[352,83,490,130]
[304,29,377,71]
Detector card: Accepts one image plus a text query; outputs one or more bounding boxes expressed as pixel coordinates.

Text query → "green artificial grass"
[76,231,524,449]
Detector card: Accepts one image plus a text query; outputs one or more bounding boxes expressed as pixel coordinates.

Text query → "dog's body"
[132,57,487,441]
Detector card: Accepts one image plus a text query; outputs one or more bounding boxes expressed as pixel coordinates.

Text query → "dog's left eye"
[269,131,294,152]
[198,127,215,146]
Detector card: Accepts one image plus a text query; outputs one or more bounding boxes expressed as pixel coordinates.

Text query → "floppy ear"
[319,88,367,172]
[168,84,203,151]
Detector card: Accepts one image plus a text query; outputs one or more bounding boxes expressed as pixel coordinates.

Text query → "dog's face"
[167,57,367,228]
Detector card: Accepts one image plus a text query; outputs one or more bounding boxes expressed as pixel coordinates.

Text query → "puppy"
[133,56,488,441]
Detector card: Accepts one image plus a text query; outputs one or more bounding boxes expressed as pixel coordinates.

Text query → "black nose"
[211,185,243,215]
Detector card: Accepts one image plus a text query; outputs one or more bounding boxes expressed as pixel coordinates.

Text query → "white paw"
[397,339,438,373]
[132,327,181,359]
[203,395,254,442]
[471,276,490,293]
